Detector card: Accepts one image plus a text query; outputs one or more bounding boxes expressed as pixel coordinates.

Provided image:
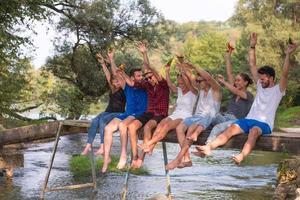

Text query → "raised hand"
[285,43,298,55]
[137,41,147,54]
[96,53,105,65]
[107,48,115,61]
[250,32,257,47]
[217,74,225,84]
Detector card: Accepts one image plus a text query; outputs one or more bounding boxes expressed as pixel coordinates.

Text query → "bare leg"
[176,122,190,164]
[145,119,182,152]
[81,143,92,155]
[166,125,204,170]
[102,118,120,173]
[94,143,104,156]
[128,120,142,169]
[232,127,262,165]
[117,116,135,169]
[138,118,169,151]
[196,124,243,157]
[136,120,157,168]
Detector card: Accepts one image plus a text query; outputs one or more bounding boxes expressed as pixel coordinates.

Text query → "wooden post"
[121,151,131,200]
[162,142,172,200]
[40,122,63,199]
[89,146,97,191]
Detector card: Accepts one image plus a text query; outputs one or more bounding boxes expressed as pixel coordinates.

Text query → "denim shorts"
[183,114,214,129]
[234,119,272,135]
[211,113,236,126]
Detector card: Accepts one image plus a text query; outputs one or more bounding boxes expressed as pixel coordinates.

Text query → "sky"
[31,0,238,68]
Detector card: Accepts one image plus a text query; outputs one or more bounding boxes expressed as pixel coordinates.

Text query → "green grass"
[70,155,150,176]
[275,106,300,129]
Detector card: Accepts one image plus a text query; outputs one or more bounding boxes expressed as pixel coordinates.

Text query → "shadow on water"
[0,133,291,199]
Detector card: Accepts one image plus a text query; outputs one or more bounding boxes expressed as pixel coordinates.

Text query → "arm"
[280,43,298,92]
[217,74,248,99]
[107,49,118,76]
[117,70,134,87]
[137,42,162,81]
[165,64,177,93]
[190,64,221,92]
[181,67,198,95]
[224,50,234,85]
[96,53,113,89]
[248,32,258,82]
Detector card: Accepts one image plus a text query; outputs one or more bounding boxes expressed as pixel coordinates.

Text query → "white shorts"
[168,111,192,121]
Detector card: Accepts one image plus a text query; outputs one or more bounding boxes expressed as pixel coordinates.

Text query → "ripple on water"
[0,134,288,199]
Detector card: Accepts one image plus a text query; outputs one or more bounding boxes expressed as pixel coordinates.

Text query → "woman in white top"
[166,63,222,170]
[138,64,197,154]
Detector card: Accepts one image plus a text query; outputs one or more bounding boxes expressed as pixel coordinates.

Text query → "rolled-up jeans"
[206,113,237,144]
[87,112,121,144]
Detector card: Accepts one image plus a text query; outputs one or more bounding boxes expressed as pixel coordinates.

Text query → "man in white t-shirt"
[196,33,298,164]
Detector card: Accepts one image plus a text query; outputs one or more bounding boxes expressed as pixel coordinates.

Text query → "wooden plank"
[0,121,88,146]
[45,183,94,192]
[1,120,300,154]
[148,130,300,155]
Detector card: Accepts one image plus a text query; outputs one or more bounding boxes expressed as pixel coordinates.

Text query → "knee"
[119,122,127,132]
[249,128,261,138]
[176,123,185,133]
[128,123,137,134]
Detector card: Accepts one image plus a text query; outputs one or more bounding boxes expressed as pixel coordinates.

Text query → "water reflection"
[0,134,289,199]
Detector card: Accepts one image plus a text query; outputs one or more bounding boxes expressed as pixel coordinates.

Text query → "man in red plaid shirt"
[119,42,170,169]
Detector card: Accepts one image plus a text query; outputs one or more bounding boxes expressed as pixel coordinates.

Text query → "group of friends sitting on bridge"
[81,33,298,173]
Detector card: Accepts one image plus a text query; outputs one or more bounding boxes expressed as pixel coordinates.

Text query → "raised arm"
[165,64,177,93]
[217,74,248,99]
[190,64,221,92]
[280,43,298,92]
[248,32,258,82]
[96,53,113,89]
[224,50,234,85]
[137,42,162,81]
[117,69,134,87]
[180,66,198,95]
[107,49,118,76]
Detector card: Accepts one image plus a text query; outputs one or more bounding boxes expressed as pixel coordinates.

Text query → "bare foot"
[186,132,198,142]
[135,159,144,168]
[130,159,140,169]
[116,156,127,170]
[195,145,211,157]
[165,159,181,171]
[138,143,151,153]
[232,153,244,165]
[102,157,111,173]
[177,161,193,169]
[95,145,104,156]
[81,144,91,155]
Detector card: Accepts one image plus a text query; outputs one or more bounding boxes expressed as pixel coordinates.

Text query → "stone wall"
[274,157,300,200]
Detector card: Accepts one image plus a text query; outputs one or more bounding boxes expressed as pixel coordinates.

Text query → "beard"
[261,80,270,88]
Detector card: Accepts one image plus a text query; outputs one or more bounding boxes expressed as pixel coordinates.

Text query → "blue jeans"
[206,113,237,144]
[87,112,120,144]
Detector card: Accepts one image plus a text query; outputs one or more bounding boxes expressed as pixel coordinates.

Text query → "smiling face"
[234,74,248,90]
[132,71,143,81]
[111,78,121,89]
[144,72,158,86]
[195,75,207,89]
[258,73,274,88]
[177,74,186,89]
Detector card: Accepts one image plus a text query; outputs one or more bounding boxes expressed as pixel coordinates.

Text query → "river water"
[0,133,288,200]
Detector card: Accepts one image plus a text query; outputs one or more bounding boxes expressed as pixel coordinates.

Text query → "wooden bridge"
[1,120,300,154]
[1,120,300,199]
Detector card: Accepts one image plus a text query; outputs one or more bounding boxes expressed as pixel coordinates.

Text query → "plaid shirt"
[134,79,169,117]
